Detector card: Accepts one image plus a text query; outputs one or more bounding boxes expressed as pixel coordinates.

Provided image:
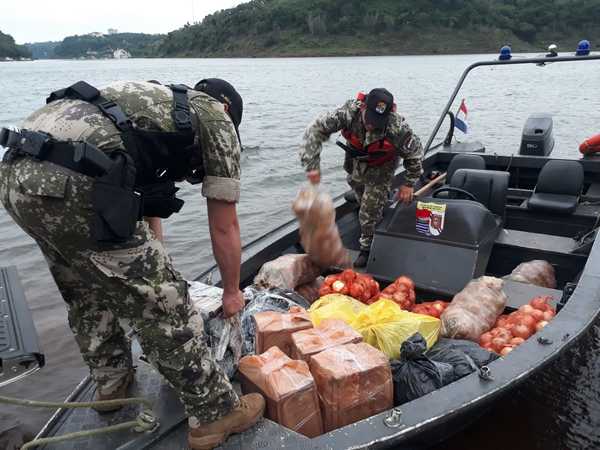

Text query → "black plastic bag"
[427,338,498,384]
[390,333,453,405]
[240,286,311,356]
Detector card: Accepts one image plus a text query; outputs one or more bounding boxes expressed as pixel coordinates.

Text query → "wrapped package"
[350,298,440,359]
[308,294,366,327]
[310,343,393,432]
[254,308,313,356]
[239,347,323,437]
[380,276,416,310]
[291,319,363,362]
[295,277,324,304]
[441,276,507,342]
[504,260,556,289]
[241,287,311,355]
[253,254,322,290]
[292,184,351,268]
[318,269,380,303]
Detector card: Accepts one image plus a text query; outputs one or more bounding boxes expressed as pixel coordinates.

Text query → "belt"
[1,128,112,177]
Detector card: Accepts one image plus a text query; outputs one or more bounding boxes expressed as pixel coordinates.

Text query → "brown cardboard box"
[239,347,323,438]
[310,342,393,432]
[291,319,363,362]
[254,309,313,356]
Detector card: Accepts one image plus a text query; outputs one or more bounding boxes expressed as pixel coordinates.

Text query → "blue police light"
[499,45,512,60]
[576,39,591,56]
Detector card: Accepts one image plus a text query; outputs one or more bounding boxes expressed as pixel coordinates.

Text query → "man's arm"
[144,217,163,241]
[389,116,425,203]
[207,199,243,317]
[299,100,357,173]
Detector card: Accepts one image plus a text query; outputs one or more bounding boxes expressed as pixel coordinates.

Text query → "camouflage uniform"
[300,99,424,250]
[0,81,240,423]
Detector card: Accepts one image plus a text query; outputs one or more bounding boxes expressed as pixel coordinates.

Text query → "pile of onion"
[318,269,380,303]
[479,295,556,356]
[380,276,416,310]
[412,300,450,319]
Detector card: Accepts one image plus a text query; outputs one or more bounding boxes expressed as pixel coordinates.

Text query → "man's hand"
[306,170,321,184]
[396,185,414,204]
[222,289,244,318]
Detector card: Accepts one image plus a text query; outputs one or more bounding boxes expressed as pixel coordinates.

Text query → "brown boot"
[188,393,266,450]
[92,370,135,413]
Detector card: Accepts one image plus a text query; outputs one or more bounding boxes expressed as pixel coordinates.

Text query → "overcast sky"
[0,0,247,43]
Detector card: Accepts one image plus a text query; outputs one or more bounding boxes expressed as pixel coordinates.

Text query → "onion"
[530,296,552,311]
[512,324,532,340]
[519,315,538,333]
[510,337,525,346]
[482,343,496,353]
[480,332,493,346]
[543,310,555,321]
[536,320,549,331]
[519,305,536,315]
[500,346,514,357]
[531,309,545,322]
[492,337,509,353]
[332,280,346,292]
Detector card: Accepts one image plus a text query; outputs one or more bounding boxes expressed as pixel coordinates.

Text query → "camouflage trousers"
[345,156,396,251]
[0,156,239,424]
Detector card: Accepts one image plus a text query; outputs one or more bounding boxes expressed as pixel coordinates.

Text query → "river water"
[1,55,600,448]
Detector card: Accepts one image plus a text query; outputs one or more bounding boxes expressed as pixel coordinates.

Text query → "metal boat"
[3,52,600,450]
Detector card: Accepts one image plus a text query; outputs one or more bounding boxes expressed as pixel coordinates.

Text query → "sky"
[0,0,247,44]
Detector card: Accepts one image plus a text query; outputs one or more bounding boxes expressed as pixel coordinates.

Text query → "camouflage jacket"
[22,81,241,203]
[299,99,424,186]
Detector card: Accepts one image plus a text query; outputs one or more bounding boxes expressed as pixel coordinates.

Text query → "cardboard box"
[239,347,323,437]
[291,319,363,362]
[310,342,393,432]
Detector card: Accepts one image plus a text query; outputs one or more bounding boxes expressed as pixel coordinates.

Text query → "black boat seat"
[449,168,510,219]
[527,160,584,214]
[446,153,486,183]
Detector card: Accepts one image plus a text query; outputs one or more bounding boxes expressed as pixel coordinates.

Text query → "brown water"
[1,55,600,449]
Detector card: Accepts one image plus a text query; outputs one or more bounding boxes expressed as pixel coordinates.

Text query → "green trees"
[52,33,163,59]
[0,31,31,59]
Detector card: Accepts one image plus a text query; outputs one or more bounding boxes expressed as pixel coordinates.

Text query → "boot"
[353,250,370,268]
[188,393,265,450]
[92,370,135,413]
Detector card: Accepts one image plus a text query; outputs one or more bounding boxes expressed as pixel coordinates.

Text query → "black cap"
[194,78,243,146]
[364,88,394,129]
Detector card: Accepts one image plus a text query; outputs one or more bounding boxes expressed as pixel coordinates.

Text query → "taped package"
[253,254,322,290]
[291,319,363,362]
[310,343,393,432]
[239,347,323,437]
[254,308,313,356]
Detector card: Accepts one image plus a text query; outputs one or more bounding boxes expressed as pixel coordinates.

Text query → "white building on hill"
[113,48,131,59]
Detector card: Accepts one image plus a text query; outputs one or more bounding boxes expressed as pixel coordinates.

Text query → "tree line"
[0,31,31,59]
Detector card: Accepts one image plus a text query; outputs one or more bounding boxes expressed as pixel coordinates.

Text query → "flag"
[455,99,468,134]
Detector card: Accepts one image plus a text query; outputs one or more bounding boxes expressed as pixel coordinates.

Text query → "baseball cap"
[364,88,394,129]
[194,78,243,146]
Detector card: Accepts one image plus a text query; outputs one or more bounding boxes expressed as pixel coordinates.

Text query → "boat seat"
[446,153,486,183]
[450,168,510,219]
[527,160,584,214]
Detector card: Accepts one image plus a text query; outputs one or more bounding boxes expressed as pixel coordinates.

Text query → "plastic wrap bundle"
[239,347,324,437]
[310,342,393,432]
[202,313,243,379]
[291,319,363,362]
[504,260,556,289]
[440,276,507,342]
[241,287,311,355]
[254,308,313,356]
[253,254,322,290]
[292,184,350,268]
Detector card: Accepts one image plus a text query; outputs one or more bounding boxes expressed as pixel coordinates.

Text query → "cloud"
[0,0,246,43]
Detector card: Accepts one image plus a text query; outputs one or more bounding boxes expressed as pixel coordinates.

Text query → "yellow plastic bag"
[350,299,440,359]
[308,294,366,327]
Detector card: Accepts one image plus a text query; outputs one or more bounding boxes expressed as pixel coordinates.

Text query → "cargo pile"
[227,253,561,435]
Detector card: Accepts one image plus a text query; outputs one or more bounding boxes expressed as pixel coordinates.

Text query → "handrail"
[424,53,600,154]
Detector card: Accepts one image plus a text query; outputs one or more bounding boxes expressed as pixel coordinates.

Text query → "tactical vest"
[341,128,397,166]
[47,81,204,217]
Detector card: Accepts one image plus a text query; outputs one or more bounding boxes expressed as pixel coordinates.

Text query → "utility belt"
[335,140,389,162]
[1,127,142,244]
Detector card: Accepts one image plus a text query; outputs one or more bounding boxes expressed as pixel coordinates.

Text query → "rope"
[0,395,157,449]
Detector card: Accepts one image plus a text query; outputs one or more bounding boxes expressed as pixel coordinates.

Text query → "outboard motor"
[519,113,555,156]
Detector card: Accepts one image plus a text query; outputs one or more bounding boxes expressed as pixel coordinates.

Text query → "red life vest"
[580,134,600,156]
[341,129,397,166]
